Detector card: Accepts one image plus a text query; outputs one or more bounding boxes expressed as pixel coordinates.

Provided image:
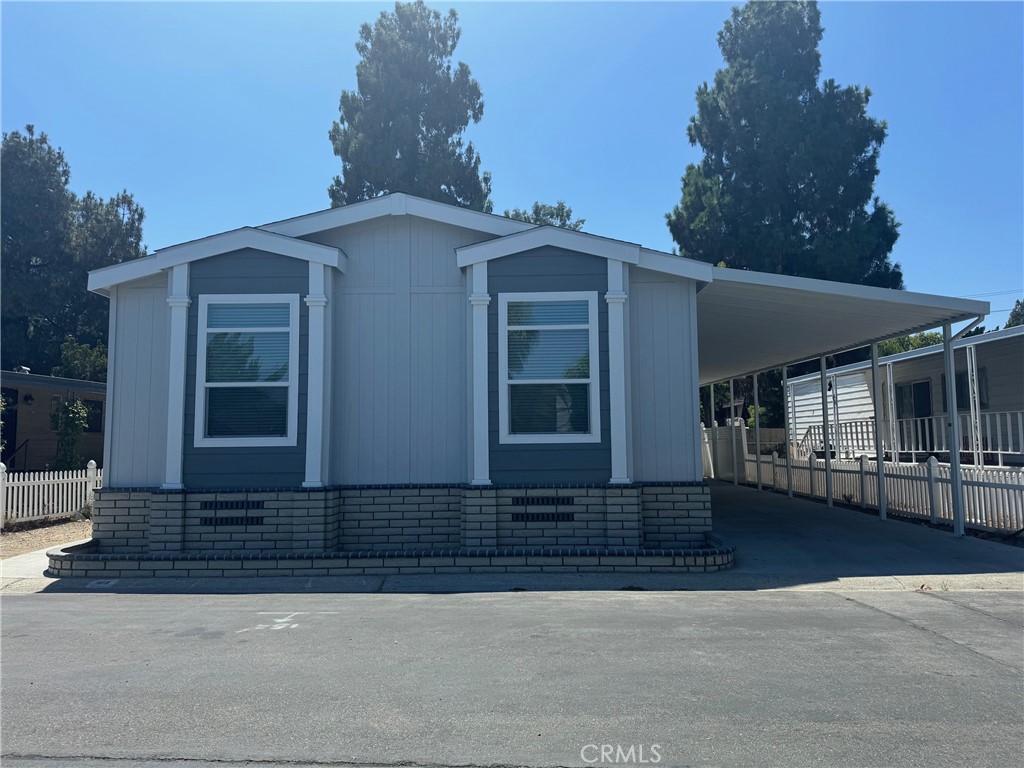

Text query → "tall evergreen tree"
[667,1,903,288]
[1,126,145,375]
[329,1,492,211]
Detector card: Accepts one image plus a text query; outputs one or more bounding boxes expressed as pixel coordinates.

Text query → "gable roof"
[260,192,534,238]
[88,228,347,295]
[454,225,715,283]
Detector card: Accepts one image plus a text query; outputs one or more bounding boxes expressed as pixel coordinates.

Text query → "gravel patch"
[0,519,92,559]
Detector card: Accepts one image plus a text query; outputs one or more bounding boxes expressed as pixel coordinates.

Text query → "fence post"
[859,454,868,509]
[808,454,816,499]
[87,460,98,508]
[771,452,779,493]
[0,462,6,531]
[927,456,939,524]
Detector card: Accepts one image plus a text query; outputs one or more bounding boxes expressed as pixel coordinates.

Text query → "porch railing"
[799,410,1024,467]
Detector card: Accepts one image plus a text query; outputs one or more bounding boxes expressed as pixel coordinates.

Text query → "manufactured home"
[788,326,1024,466]
[48,193,990,577]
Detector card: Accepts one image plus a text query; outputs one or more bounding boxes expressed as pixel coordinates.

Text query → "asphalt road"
[3,588,1022,768]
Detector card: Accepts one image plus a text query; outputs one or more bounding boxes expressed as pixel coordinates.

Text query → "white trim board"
[261,192,534,238]
[89,229,347,295]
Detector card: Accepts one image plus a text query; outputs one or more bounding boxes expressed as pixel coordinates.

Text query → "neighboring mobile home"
[788,326,1024,466]
[0,371,105,471]
[52,193,987,576]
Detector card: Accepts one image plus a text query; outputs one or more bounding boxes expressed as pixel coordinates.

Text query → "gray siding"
[487,249,611,484]
[182,250,308,489]
[307,216,492,484]
[107,274,169,487]
[629,268,702,482]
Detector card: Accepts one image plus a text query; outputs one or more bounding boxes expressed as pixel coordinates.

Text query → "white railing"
[740,451,1024,534]
[799,410,1024,467]
[896,411,1024,465]
[800,421,876,459]
[0,460,103,528]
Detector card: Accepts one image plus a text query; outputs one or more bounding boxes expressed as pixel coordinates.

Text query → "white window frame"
[194,294,300,448]
[498,291,601,444]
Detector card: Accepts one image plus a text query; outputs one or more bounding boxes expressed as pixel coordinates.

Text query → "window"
[942,368,988,411]
[195,295,299,447]
[81,399,103,433]
[498,292,600,444]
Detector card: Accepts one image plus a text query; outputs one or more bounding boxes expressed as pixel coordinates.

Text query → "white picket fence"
[742,452,1024,533]
[0,461,103,528]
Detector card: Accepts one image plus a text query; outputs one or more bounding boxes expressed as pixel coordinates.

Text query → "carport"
[694,267,989,535]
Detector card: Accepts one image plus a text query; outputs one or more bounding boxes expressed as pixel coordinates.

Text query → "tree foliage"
[329,1,492,211]
[667,1,903,288]
[53,399,89,470]
[504,201,585,230]
[52,338,108,382]
[1,126,145,376]
[877,331,942,357]
[1005,299,1024,328]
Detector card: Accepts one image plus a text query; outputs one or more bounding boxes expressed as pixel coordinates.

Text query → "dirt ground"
[0,519,92,559]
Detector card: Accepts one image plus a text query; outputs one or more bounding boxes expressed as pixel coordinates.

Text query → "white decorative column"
[469,263,491,485]
[163,264,190,490]
[606,259,630,484]
[303,262,329,488]
[943,324,966,536]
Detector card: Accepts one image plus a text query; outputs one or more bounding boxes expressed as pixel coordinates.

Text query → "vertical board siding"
[487,249,612,485]
[313,217,487,484]
[109,275,169,487]
[182,251,309,489]
[629,271,701,482]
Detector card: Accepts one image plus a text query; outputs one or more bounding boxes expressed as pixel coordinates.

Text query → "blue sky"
[3,1,1022,325]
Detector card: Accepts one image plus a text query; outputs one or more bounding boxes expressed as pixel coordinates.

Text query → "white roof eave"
[87,228,347,294]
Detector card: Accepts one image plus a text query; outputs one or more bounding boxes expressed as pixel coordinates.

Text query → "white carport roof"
[696,268,989,385]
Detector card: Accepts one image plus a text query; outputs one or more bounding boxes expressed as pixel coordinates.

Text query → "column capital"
[469,293,491,307]
[167,296,191,308]
[605,291,628,305]
[304,295,328,308]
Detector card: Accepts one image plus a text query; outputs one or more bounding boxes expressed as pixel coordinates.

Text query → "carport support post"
[710,386,719,479]
[753,372,762,491]
[820,356,834,507]
[870,343,888,519]
[782,366,793,498]
[729,379,738,485]
[943,324,966,536]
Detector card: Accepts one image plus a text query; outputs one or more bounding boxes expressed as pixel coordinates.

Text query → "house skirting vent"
[510,512,575,523]
[198,516,265,527]
[199,500,265,511]
[508,496,575,507]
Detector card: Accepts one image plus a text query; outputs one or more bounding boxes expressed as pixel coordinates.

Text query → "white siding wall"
[628,268,702,482]
[308,217,493,484]
[107,273,169,487]
[789,371,874,444]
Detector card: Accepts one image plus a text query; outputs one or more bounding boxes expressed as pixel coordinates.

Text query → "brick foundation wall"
[640,484,712,547]
[336,487,461,551]
[91,482,712,555]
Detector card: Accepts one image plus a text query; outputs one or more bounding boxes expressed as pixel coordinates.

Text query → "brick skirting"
[46,538,735,578]
[87,482,715,564]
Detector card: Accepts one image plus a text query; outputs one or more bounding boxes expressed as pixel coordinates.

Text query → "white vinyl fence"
[0,460,102,529]
[742,451,1024,533]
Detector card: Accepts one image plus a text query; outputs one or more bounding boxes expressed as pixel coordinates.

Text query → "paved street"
[2,588,1022,768]
[2,485,1022,767]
